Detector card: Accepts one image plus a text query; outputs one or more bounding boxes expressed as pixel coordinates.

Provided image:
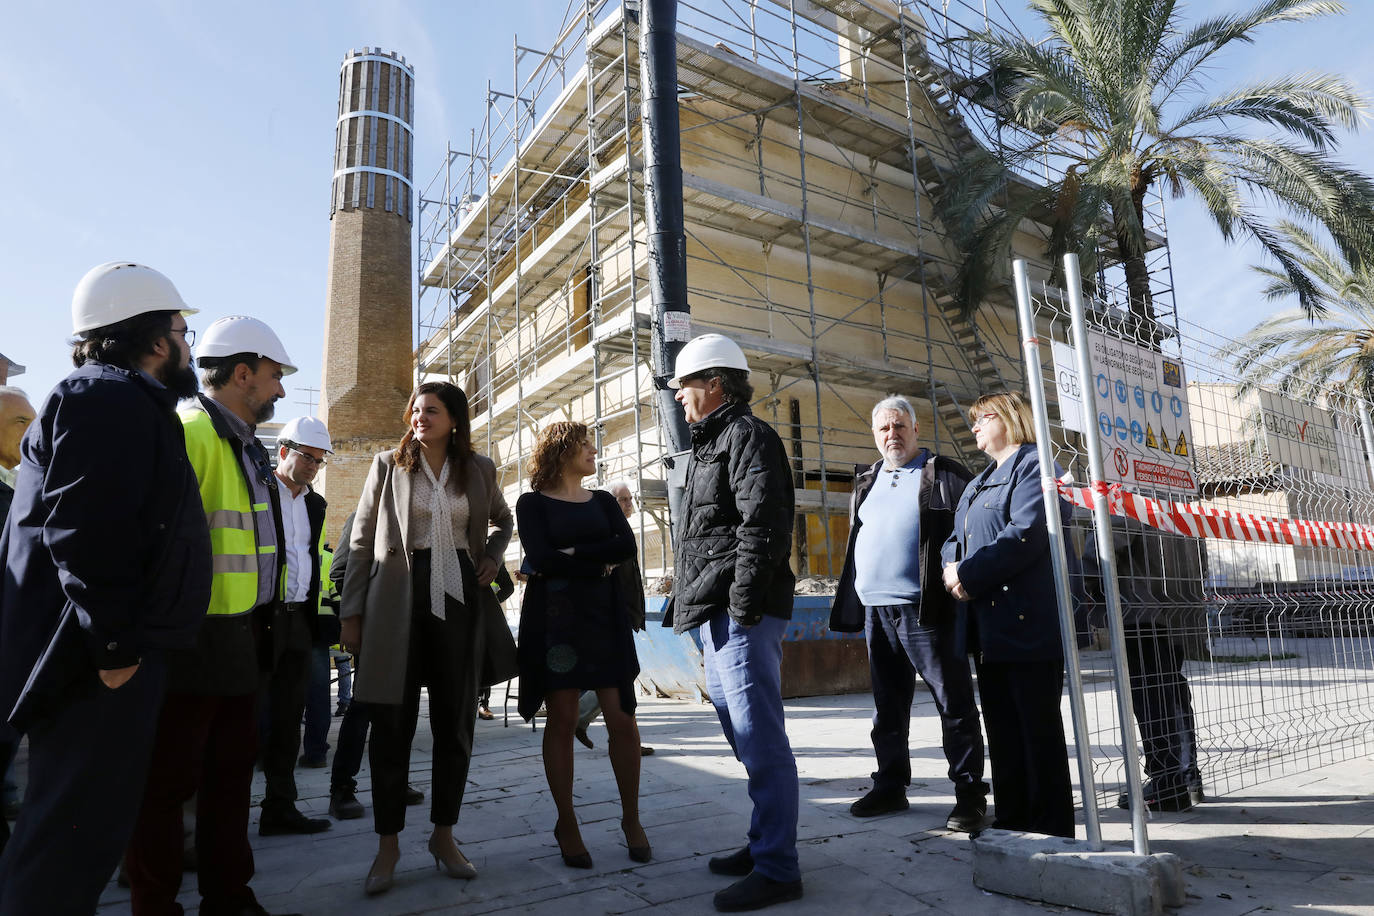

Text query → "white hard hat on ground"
[196,316,298,375]
[278,416,333,453]
[668,333,750,388]
[71,261,196,334]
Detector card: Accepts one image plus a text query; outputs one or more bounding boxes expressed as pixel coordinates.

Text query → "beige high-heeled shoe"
[364,848,398,896]
[429,834,478,879]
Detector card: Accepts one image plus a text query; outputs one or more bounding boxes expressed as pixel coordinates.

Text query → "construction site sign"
[1052,331,1198,495]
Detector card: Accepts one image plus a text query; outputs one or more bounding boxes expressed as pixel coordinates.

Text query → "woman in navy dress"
[940,391,1075,837]
[516,422,650,867]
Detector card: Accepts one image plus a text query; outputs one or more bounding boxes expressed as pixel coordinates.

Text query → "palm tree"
[940,0,1374,326]
[1228,221,1374,403]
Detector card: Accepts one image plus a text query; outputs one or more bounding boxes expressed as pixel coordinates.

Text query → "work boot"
[708,845,755,877]
[713,872,804,912]
[1117,776,1204,812]
[259,805,331,836]
[848,787,908,818]
[329,790,365,820]
[946,794,988,832]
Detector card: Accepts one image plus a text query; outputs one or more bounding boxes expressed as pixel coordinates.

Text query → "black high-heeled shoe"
[622,820,652,863]
[554,819,593,869]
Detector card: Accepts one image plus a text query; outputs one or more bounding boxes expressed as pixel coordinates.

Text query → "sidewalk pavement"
[94,690,1373,915]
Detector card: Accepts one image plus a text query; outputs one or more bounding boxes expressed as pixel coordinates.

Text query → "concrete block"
[971,829,1187,916]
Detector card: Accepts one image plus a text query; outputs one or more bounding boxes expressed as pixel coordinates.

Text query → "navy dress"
[516,490,639,721]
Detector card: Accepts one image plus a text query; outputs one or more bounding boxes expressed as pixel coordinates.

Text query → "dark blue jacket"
[0,362,212,731]
[940,443,1075,664]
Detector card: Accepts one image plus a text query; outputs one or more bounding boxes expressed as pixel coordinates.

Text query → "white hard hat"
[71,261,196,334]
[196,315,298,375]
[668,333,750,388]
[278,416,333,453]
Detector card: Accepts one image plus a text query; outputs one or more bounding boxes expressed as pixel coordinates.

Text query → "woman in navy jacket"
[940,391,1075,838]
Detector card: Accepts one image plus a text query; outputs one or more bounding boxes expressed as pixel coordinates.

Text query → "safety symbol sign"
[1052,331,1197,494]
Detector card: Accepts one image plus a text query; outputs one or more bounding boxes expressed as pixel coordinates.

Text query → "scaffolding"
[414,0,1178,577]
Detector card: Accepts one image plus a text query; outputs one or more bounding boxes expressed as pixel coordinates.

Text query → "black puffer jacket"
[667,402,795,634]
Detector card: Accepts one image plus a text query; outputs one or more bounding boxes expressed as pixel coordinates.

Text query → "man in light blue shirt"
[830,396,988,831]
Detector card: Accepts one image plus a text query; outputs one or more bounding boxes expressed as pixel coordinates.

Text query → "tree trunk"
[1114,181,1156,338]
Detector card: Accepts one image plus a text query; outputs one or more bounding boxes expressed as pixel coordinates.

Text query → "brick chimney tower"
[319,48,415,537]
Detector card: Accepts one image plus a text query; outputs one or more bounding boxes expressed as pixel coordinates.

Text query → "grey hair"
[603,479,633,497]
[0,386,30,402]
[871,395,918,429]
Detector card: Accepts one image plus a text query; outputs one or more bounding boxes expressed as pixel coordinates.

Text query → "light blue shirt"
[853,451,928,607]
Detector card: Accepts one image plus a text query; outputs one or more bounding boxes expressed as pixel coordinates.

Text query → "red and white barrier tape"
[1056,479,1374,552]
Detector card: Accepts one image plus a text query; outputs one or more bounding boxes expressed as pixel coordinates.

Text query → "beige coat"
[341,450,513,705]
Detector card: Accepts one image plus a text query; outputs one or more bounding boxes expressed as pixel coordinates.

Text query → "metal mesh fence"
[1015,260,1374,830]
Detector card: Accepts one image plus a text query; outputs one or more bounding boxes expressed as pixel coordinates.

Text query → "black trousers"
[974,657,1075,838]
[866,604,986,796]
[126,690,260,916]
[368,550,480,836]
[0,724,16,855]
[1125,626,1199,786]
[0,655,167,916]
[330,697,373,796]
[260,605,313,811]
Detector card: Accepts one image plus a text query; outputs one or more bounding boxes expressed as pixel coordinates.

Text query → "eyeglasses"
[286,446,328,467]
[170,327,196,346]
[970,413,999,429]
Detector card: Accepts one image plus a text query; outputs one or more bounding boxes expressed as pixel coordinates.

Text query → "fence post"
[1061,253,1149,855]
[1011,259,1104,850]
[1357,398,1374,489]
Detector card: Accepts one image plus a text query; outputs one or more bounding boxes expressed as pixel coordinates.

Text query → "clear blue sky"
[3,0,1370,406]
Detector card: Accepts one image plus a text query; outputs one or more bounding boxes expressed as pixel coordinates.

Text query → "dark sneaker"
[708,845,755,877]
[946,795,988,832]
[713,872,804,912]
[259,806,332,836]
[575,726,594,749]
[297,753,327,769]
[329,791,365,820]
[849,787,909,818]
[404,784,425,805]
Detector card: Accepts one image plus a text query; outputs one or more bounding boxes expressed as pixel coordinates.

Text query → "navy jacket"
[940,443,1075,664]
[667,402,795,634]
[0,362,211,731]
[831,451,973,632]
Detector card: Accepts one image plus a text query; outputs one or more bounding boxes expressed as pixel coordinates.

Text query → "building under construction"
[414,0,1177,577]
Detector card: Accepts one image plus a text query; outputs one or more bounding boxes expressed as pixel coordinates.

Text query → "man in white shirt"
[259,416,333,835]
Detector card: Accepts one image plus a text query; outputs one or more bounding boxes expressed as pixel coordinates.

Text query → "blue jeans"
[702,612,800,882]
[335,654,353,707]
[302,644,332,762]
[865,604,987,797]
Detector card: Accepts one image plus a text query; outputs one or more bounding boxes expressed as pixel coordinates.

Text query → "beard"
[254,399,276,424]
[159,361,200,400]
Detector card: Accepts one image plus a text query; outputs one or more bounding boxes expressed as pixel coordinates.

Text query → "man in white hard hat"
[666,333,802,912]
[259,417,333,832]
[0,262,212,914]
[126,315,302,916]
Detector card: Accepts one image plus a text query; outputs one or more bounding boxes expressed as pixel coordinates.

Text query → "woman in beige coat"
[340,381,513,896]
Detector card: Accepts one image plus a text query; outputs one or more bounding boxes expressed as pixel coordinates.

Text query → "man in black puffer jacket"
[665,333,801,913]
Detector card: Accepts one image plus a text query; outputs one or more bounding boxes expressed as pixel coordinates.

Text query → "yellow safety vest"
[180,407,277,616]
[319,545,336,616]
